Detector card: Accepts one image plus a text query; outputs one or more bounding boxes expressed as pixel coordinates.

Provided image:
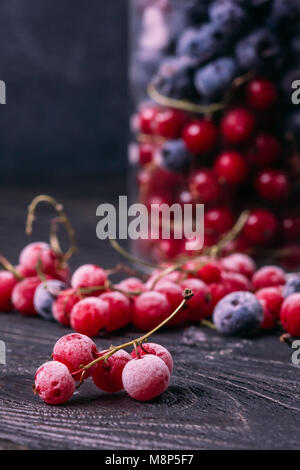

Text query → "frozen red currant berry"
[133,291,171,331]
[52,333,98,381]
[189,169,220,204]
[138,105,160,134]
[252,266,285,290]
[196,262,222,284]
[256,287,283,319]
[154,281,187,326]
[282,216,300,242]
[34,361,75,405]
[221,108,255,144]
[138,143,155,165]
[92,349,132,393]
[280,294,300,336]
[19,242,59,277]
[181,278,212,321]
[11,276,41,315]
[221,271,251,293]
[221,253,256,280]
[71,264,107,293]
[116,277,147,293]
[183,119,218,154]
[204,207,235,234]
[246,78,277,110]
[0,271,18,312]
[214,151,247,185]
[243,209,279,245]
[70,297,109,337]
[246,132,281,168]
[122,354,170,401]
[131,343,173,373]
[153,108,186,139]
[255,170,290,201]
[209,282,230,308]
[52,289,81,326]
[259,298,277,330]
[100,291,131,332]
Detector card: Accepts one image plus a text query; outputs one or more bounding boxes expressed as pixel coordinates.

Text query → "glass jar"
[129,0,300,270]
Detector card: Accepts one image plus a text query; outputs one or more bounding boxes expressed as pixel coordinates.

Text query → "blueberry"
[209,0,250,37]
[194,56,240,99]
[213,291,263,336]
[176,23,229,62]
[153,56,197,100]
[283,274,300,298]
[270,0,300,37]
[235,28,284,72]
[183,0,210,24]
[34,280,67,321]
[161,139,191,173]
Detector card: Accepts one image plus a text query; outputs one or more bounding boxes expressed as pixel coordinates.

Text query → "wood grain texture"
[0,181,299,450]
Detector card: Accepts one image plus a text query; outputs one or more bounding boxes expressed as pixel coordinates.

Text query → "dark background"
[0,0,128,182]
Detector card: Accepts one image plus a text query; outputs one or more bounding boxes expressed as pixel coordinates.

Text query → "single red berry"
[243,209,279,245]
[246,132,281,168]
[181,278,212,321]
[92,349,132,393]
[19,242,59,277]
[138,143,155,165]
[252,266,286,290]
[71,264,107,294]
[183,119,218,154]
[133,291,171,331]
[246,78,277,110]
[11,276,41,315]
[154,281,188,326]
[280,293,300,336]
[214,151,247,185]
[70,297,109,337]
[145,269,182,290]
[52,333,98,381]
[0,271,18,312]
[221,271,251,293]
[52,289,81,326]
[131,342,173,373]
[256,287,283,319]
[196,263,222,284]
[116,277,147,293]
[122,354,170,402]
[255,170,290,201]
[189,169,220,204]
[100,291,131,332]
[282,216,300,242]
[221,253,256,280]
[221,108,255,144]
[204,207,235,234]
[259,298,277,330]
[138,105,160,134]
[34,361,75,405]
[153,108,186,139]
[209,282,230,307]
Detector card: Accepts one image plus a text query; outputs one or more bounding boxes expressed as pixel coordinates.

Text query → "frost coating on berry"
[0,271,18,312]
[283,274,300,298]
[221,253,256,280]
[100,291,131,332]
[71,264,107,291]
[11,276,41,315]
[181,278,212,321]
[256,287,283,319]
[52,333,98,381]
[131,343,173,374]
[33,280,67,321]
[213,291,263,336]
[34,361,75,405]
[252,266,285,290]
[19,242,58,277]
[133,291,171,331]
[280,294,300,337]
[92,349,132,393]
[52,289,81,326]
[116,277,146,293]
[154,281,187,326]
[70,297,109,337]
[122,355,170,402]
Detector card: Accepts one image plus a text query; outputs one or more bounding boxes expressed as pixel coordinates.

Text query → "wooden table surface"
[0,178,299,450]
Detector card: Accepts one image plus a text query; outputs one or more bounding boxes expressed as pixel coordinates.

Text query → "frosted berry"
[183,119,218,154]
[243,209,279,245]
[100,291,131,332]
[71,264,107,294]
[259,298,277,330]
[52,289,81,326]
[11,276,41,315]
[19,242,59,277]
[116,277,147,293]
[0,271,18,312]
[246,78,277,110]
[33,280,67,321]
[138,105,159,134]
[221,271,251,293]
[255,170,290,201]
[213,291,263,336]
[252,266,285,290]
[221,253,256,280]
[131,343,173,373]
[133,291,171,331]
[189,169,220,204]
[153,108,186,139]
[138,143,155,165]
[181,278,212,321]
[34,361,75,405]
[154,282,187,326]
[52,333,98,381]
[204,207,235,234]
[70,297,109,337]
[92,349,132,393]
[283,274,300,298]
[221,108,255,144]
[214,151,247,185]
[280,294,300,337]
[256,287,283,318]
[122,355,170,402]
[196,262,222,284]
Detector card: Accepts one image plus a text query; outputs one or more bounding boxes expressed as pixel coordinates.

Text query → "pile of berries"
[130,0,300,266]
[34,333,173,404]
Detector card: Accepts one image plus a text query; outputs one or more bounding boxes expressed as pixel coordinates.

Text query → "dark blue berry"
[209,0,250,38]
[183,0,210,24]
[153,56,197,100]
[34,280,67,321]
[213,291,263,336]
[270,0,300,37]
[194,56,239,99]
[161,139,191,173]
[283,275,300,298]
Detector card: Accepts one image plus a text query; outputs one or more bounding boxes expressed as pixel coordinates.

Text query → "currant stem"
[73,288,193,385]
[0,255,24,280]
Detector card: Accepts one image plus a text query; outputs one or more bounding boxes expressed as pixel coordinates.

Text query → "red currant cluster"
[131,77,300,268]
